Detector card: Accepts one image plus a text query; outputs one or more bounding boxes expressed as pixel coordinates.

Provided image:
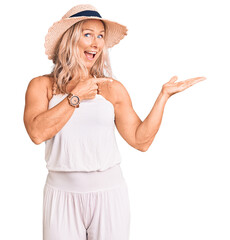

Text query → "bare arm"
[112,76,206,152]
[135,91,169,151]
[113,80,167,152]
[23,76,113,145]
[23,76,76,145]
[136,76,206,151]
[112,80,144,152]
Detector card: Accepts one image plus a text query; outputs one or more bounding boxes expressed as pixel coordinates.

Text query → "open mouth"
[84,51,96,60]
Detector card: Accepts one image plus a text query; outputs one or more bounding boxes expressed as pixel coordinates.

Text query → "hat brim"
[44,16,128,60]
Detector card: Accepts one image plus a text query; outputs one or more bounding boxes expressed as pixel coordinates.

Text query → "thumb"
[169,76,178,83]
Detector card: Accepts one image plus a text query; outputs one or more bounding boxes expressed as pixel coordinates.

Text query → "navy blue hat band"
[69,10,102,18]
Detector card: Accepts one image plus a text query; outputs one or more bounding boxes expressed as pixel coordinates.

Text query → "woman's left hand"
[161,76,207,98]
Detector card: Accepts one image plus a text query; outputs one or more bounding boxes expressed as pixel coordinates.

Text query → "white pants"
[43,164,130,240]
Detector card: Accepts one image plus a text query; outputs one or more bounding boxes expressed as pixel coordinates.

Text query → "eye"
[84,33,91,37]
[98,34,104,39]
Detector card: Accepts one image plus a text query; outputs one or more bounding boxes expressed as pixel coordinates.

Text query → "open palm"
[162,76,206,98]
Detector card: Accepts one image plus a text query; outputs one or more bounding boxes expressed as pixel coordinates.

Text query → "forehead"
[82,19,105,30]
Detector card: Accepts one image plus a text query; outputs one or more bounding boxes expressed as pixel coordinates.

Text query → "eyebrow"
[83,29,105,32]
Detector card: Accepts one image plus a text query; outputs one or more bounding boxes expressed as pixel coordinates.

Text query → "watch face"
[70,96,79,106]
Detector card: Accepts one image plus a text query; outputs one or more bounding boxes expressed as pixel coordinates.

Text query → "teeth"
[87,51,97,54]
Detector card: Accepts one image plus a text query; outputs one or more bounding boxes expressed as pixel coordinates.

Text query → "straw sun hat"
[44,4,128,61]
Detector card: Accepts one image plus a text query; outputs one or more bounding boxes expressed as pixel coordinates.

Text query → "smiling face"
[77,19,105,71]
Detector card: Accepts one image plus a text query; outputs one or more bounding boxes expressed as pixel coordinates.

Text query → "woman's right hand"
[71,77,113,100]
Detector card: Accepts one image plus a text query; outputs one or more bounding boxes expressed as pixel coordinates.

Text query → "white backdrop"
[1,0,229,239]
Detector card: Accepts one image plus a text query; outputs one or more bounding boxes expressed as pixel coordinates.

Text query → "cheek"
[78,38,89,49]
[97,42,105,53]
[100,39,105,47]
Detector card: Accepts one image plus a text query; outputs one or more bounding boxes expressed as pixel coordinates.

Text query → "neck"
[71,73,94,82]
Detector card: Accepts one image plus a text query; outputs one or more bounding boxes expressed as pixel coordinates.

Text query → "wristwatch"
[67,93,81,108]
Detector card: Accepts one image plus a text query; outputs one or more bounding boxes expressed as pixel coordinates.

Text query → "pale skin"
[23,19,207,151]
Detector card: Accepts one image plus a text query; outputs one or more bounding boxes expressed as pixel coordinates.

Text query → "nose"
[90,35,99,48]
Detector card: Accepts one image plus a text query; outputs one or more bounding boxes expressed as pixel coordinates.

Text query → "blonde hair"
[43,19,113,95]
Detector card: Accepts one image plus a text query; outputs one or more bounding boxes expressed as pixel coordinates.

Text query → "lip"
[84,51,97,61]
[85,50,97,55]
[85,50,97,53]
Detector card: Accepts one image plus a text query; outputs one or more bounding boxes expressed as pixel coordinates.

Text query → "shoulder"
[27,74,54,100]
[110,78,131,105]
[28,74,52,89]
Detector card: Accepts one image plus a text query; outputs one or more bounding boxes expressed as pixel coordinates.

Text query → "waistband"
[45,164,126,193]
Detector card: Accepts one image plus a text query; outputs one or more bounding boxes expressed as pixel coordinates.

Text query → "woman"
[23,4,206,240]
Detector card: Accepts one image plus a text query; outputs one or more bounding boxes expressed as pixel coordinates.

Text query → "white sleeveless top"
[45,93,122,172]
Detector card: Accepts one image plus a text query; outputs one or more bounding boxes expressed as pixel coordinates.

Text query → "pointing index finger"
[94,77,113,84]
